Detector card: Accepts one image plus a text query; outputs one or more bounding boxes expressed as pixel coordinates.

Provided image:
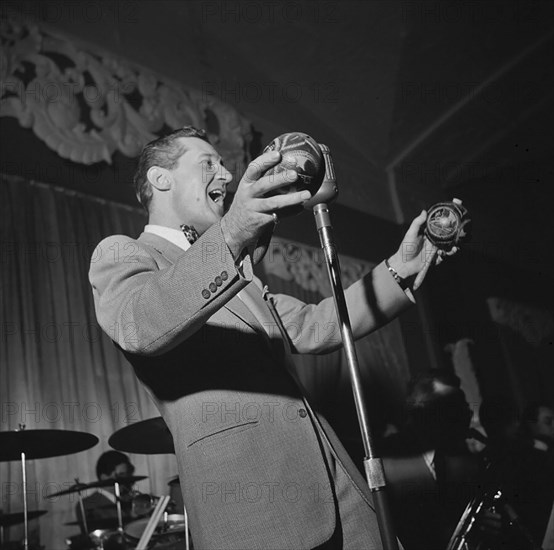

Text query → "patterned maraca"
[413,198,471,290]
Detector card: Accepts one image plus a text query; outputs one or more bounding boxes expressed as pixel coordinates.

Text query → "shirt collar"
[144,225,191,252]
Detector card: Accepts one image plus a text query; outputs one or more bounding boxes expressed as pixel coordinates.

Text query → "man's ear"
[147,166,172,191]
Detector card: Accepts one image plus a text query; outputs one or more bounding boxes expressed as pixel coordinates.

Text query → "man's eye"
[204,160,217,171]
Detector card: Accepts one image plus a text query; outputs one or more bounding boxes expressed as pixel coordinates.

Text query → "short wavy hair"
[133,126,210,212]
[96,450,134,479]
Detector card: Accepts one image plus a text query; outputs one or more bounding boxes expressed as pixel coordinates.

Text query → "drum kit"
[1,418,191,550]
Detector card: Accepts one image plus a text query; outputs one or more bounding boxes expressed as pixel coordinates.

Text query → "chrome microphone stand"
[307,145,399,550]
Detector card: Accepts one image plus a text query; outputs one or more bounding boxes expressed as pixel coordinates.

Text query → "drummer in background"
[76,451,136,533]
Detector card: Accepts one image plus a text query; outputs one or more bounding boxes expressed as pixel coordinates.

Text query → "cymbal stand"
[113,481,123,535]
[184,506,189,550]
[16,425,29,550]
[74,481,89,534]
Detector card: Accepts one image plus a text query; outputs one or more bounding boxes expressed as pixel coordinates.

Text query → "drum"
[66,529,127,550]
[88,528,127,550]
[124,514,187,548]
[130,492,156,518]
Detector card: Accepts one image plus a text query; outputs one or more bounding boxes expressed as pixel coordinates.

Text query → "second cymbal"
[109,417,174,455]
[49,476,147,497]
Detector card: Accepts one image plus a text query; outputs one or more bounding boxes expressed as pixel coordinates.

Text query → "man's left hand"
[387,210,458,287]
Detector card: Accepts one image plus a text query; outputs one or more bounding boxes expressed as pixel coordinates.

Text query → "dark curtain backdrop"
[1,174,411,547]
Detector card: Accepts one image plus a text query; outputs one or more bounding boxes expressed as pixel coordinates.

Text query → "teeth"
[209,190,224,203]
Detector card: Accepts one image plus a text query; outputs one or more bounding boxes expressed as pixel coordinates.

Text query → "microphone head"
[303,143,338,209]
[263,132,325,197]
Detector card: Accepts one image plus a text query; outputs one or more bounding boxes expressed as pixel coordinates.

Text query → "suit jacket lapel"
[137,232,270,339]
[225,293,270,341]
[235,283,275,343]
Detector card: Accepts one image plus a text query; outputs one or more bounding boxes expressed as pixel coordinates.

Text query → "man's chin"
[195,215,222,236]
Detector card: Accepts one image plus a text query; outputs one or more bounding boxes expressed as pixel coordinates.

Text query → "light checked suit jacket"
[89,222,412,549]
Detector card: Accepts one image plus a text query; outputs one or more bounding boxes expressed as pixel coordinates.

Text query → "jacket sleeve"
[269,261,413,354]
[89,222,252,356]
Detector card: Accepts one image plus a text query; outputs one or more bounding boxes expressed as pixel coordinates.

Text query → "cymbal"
[0,430,98,462]
[109,417,174,454]
[49,476,147,497]
[0,510,47,527]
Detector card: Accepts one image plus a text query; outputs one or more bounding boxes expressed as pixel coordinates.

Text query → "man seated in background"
[381,370,481,550]
[479,397,521,463]
[512,402,554,545]
[75,451,136,533]
[475,400,554,549]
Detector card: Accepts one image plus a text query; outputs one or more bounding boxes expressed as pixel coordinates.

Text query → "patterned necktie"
[180,224,199,245]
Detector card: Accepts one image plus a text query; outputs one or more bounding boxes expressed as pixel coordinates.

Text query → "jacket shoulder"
[89,234,154,268]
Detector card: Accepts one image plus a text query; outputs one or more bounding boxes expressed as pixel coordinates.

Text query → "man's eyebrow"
[198,152,223,162]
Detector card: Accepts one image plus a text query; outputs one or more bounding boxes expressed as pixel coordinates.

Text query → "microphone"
[262,132,338,210]
[252,133,338,265]
[263,132,400,549]
[303,143,338,209]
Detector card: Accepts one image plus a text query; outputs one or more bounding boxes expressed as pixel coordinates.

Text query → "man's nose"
[218,165,233,184]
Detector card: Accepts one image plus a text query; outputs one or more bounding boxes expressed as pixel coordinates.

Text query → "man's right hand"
[221,150,312,258]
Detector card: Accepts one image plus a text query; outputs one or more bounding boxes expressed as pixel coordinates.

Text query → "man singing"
[90,126,446,549]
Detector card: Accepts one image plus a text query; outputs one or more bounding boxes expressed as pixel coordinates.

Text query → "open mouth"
[208,189,225,204]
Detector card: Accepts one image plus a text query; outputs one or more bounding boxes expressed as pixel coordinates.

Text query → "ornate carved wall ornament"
[0,13,252,169]
[487,296,554,347]
[262,236,373,296]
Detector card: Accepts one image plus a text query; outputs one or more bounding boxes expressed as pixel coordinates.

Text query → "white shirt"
[144,224,192,252]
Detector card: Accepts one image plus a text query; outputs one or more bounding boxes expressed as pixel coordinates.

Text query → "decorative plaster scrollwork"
[487,296,554,347]
[263,236,373,297]
[0,14,252,168]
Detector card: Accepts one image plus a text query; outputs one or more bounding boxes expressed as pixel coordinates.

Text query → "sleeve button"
[221,271,228,280]
[299,409,307,418]
[209,282,217,293]
[201,289,210,299]
[215,276,222,286]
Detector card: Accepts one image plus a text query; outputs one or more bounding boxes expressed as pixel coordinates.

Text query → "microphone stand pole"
[311,148,398,549]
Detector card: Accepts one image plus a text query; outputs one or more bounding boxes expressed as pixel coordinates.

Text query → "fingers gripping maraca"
[413,198,471,290]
